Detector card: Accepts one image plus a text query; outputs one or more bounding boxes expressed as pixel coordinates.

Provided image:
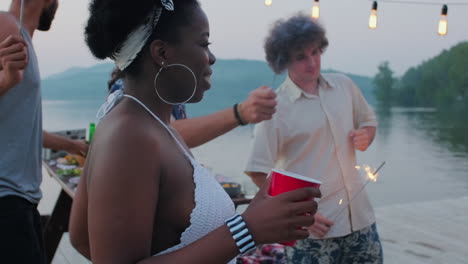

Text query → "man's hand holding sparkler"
[308,213,334,238]
[238,86,277,124]
[349,126,376,151]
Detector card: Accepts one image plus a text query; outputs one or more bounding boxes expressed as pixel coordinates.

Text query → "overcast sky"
[1,0,467,78]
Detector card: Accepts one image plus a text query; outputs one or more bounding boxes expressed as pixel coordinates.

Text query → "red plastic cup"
[268,169,322,247]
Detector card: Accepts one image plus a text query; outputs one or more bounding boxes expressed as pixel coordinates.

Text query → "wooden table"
[42,160,252,263]
[42,161,76,263]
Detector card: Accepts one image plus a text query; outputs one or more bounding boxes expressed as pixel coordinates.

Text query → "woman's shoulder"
[96,109,163,155]
[87,111,165,189]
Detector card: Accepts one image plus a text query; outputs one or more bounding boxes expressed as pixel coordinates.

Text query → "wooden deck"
[49,196,468,263]
[375,197,468,264]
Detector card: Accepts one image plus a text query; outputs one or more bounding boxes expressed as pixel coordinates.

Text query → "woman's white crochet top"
[122,95,237,263]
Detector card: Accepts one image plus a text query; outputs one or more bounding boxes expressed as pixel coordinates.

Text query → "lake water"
[39,100,468,214]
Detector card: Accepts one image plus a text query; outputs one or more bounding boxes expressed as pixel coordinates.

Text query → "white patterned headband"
[111,0,175,71]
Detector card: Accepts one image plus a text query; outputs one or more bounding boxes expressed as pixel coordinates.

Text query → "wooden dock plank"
[51,197,468,263]
[376,197,468,264]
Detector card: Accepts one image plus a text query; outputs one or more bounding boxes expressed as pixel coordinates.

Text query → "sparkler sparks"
[333,161,386,222]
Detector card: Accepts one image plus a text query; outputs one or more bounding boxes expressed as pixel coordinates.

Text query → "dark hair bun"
[85,0,157,59]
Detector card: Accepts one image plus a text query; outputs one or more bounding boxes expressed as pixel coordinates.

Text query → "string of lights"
[366,1,457,35]
[371,0,468,6]
[263,0,468,36]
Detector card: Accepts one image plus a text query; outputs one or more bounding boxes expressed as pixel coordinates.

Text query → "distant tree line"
[373,42,468,110]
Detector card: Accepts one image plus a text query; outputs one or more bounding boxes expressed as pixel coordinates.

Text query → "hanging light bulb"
[312,0,320,19]
[265,0,272,7]
[438,4,448,36]
[369,1,378,30]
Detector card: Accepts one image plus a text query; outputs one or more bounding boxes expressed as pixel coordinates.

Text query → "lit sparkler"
[333,161,386,221]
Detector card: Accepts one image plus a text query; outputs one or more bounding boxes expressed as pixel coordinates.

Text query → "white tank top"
[122,95,237,263]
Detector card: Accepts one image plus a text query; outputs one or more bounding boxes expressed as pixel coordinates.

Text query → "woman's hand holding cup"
[241,174,321,246]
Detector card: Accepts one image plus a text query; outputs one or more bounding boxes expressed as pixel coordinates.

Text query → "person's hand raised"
[238,86,277,124]
[0,35,28,88]
[349,128,370,151]
[242,178,321,245]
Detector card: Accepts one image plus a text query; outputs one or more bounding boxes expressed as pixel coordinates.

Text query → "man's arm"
[172,107,238,148]
[43,131,89,156]
[244,114,281,187]
[172,86,277,148]
[348,75,377,151]
[0,14,28,96]
[245,171,268,188]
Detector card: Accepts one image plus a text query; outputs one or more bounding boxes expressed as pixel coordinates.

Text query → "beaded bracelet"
[225,213,256,255]
[233,103,247,126]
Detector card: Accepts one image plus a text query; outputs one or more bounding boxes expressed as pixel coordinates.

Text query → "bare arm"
[244,114,281,187]
[245,171,268,188]
[172,107,238,148]
[172,86,276,148]
[0,14,28,97]
[348,76,377,151]
[43,130,89,156]
[69,164,91,259]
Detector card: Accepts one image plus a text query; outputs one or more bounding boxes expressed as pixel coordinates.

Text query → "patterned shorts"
[285,223,383,264]
[237,243,286,264]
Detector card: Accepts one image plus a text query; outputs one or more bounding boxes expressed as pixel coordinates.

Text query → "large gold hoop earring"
[153,63,197,105]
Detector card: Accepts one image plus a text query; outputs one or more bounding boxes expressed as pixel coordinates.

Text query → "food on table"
[56,167,82,177]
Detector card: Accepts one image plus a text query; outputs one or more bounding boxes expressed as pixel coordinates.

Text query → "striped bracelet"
[225,213,257,255]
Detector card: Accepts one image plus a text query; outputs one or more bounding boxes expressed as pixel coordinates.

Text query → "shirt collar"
[281,74,332,102]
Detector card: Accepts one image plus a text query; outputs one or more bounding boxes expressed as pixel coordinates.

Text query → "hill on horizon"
[41,59,376,116]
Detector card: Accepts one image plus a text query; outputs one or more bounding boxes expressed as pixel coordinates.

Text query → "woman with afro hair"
[69,1,321,263]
